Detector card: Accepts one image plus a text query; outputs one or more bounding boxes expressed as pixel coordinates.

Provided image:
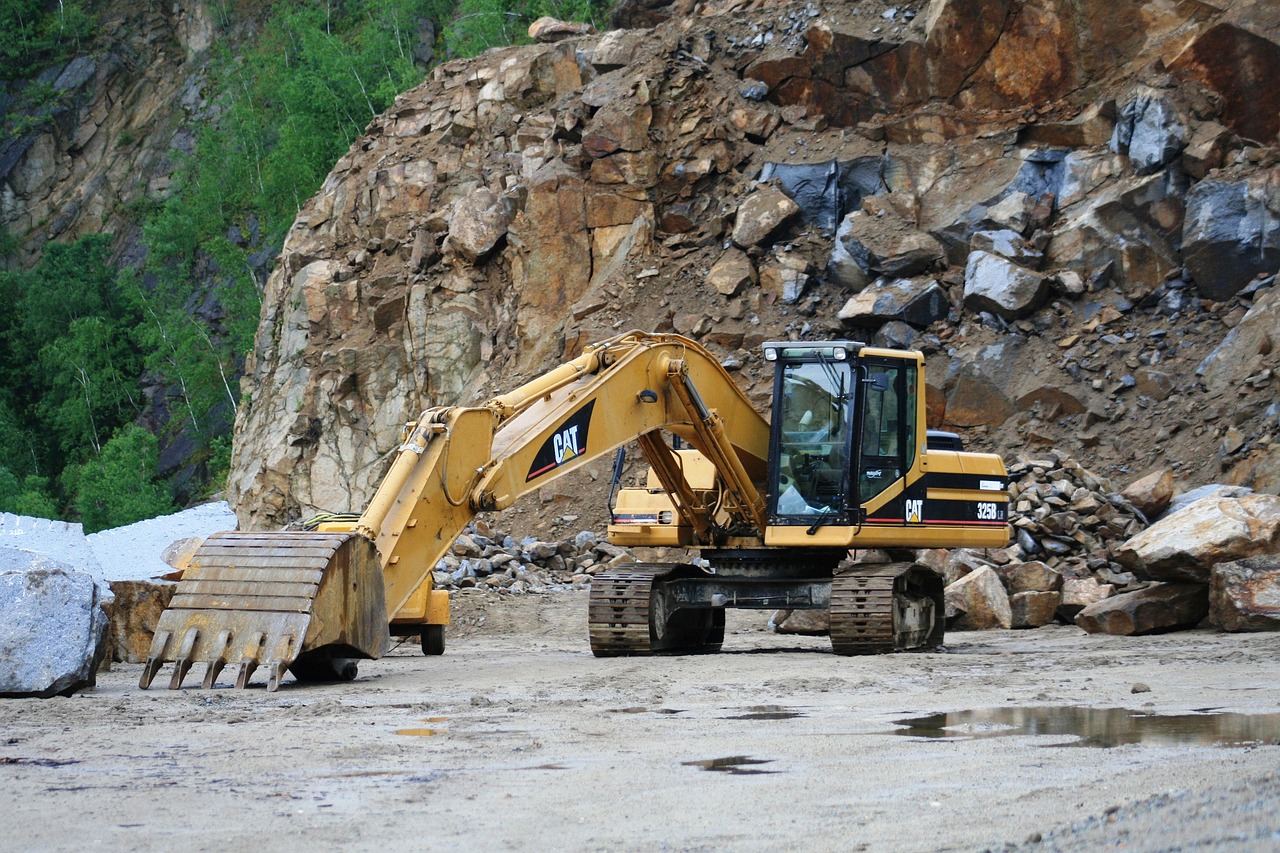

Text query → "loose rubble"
[429,518,635,594]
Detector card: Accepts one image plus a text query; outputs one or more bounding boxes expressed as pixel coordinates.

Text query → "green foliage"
[0,0,94,81]
[0,232,141,489]
[0,467,58,518]
[66,424,174,533]
[0,0,620,525]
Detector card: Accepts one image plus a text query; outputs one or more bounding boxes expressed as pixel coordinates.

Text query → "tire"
[420,624,446,656]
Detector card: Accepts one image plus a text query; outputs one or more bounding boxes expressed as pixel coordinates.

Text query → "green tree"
[0,0,94,81]
[67,424,174,533]
[0,466,58,518]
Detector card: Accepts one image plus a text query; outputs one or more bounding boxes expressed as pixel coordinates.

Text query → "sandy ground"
[2,590,1279,853]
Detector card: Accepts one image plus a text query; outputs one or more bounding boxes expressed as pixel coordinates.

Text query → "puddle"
[682,756,778,775]
[721,705,806,721]
[609,707,685,715]
[395,728,444,737]
[890,707,1280,748]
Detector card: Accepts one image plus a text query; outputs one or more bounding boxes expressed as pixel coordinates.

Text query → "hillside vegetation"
[0,0,606,530]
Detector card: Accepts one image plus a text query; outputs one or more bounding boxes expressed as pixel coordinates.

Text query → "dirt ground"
[3,590,1280,852]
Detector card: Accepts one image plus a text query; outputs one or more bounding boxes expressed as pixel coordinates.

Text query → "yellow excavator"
[140,331,1009,691]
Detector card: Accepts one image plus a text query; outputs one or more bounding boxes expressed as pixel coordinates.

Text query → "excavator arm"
[140,332,769,690]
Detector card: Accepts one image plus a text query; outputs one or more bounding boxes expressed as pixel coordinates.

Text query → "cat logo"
[526,400,595,482]
[553,425,581,464]
[905,498,924,523]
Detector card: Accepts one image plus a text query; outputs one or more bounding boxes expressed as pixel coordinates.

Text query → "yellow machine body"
[141,331,1009,690]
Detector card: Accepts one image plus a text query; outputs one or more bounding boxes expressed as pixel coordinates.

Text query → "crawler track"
[588,564,724,656]
[829,563,944,655]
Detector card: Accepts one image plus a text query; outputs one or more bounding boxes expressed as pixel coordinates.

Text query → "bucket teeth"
[168,627,201,689]
[136,531,390,692]
[235,661,259,690]
[201,630,232,689]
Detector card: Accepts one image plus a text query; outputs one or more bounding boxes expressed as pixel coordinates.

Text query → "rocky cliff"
[228,0,1280,530]
[0,0,219,268]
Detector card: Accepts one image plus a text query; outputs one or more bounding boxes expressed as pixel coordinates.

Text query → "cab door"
[856,356,920,524]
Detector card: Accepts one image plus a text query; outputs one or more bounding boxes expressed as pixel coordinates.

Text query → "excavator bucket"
[139,531,390,691]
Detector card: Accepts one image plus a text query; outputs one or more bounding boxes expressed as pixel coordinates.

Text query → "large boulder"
[1046,171,1183,295]
[962,250,1049,319]
[940,338,1024,427]
[1209,556,1280,632]
[731,185,800,248]
[836,277,950,328]
[836,210,945,279]
[1109,92,1185,175]
[0,551,109,698]
[1114,493,1280,583]
[1168,22,1280,145]
[1009,590,1060,628]
[1075,583,1208,635]
[1181,169,1280,300]
[945,565,1012,630]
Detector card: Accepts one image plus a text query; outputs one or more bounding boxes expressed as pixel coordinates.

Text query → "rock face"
[164,0,1280,531]
[1209,556,1280,631]
[1114,493,1280,583]
[0,553,109,698]
[1075,583,1208,635]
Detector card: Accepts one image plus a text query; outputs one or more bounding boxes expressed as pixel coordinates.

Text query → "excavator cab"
[764,340,923,531]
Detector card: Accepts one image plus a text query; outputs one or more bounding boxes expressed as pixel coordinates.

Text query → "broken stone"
[836,210,944,278]
[962,250,1049,319]
[945,565,1011,630]
[1009,590,1060,628]
[1119,468,1175,519]
[104,580,175,663]
[983,191,1036,235]
[707,248,756,297]
[731,185,801,248]
[1208,555,1280,632]
[759,255,810,305]
[0,552,109,698]
[1181,121,1235,180]
[1182,170,1280,300]
[1057,576,1114,621]
[1196,289,1280,395]
[836,277,949,328]
[527,17,595,43]
[1005,560,1062,594]
[447,189,511,263]
[1075,583,1208,635]
[970,229,1043,268]
[1114,493,1280,583]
